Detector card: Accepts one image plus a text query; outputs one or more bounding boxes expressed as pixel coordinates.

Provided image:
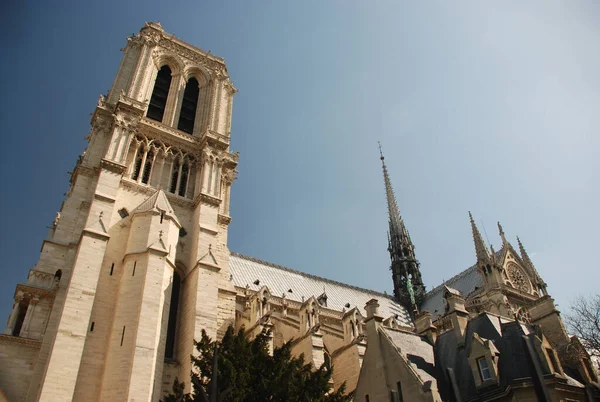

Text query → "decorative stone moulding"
[26,270,57,290]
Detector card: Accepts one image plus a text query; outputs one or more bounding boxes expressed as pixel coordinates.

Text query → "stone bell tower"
[0,22,238,402]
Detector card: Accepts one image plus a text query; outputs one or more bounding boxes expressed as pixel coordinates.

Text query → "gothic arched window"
[141,149,154,184]
[177,77,199,134]
[169,159,180,194]
[165,271,181,359]
[178,161,189,197]
[147,65,172,122]
[131,146,144,181]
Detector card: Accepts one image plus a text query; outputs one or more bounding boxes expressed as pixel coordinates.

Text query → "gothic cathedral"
[0,23,597,402]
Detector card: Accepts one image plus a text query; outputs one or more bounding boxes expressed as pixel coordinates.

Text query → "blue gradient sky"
[1,1,598,324]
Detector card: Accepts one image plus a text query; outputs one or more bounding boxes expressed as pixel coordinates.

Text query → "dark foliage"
[162,326,353,402]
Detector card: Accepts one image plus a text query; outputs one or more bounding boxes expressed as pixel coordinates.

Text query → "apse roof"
[229,252,412,326]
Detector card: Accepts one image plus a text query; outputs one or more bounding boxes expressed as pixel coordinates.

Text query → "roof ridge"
[425,247,504,297]
[230,251,395,300]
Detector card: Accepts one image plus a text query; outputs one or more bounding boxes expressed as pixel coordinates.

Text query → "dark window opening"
[169,160,180,194]
[177,78,199,134]
[132,261,136,276]
[118,208,129,219]
[141,150,154,184]
[160,211,165,224]
[396,382,404,402]
[132,152,143,181]
[120,326,126,346]
[179,227,187,237]
[147,66,172,122]
[54,269,62,281]
[365,395,370,402]
[12,301,28,336]
[165,271,181,359]
[178,163,189,197]
[90,321,95,332]
[109,263,114,276]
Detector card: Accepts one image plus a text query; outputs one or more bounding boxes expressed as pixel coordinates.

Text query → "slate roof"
[229,252,412,326]
[382,327,438,387]
[421,264,483,319]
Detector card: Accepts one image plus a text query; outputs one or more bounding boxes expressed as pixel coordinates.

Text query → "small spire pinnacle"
[497,221,507,245]
[470,212,491,263]
[517,236,544,285]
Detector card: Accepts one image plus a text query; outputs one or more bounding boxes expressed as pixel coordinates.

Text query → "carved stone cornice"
[200,130,230,151]
[101,159,127,174]
[140,118,201,153]
[0,334,42,348]
[157,37,227,74]
[15,283,56,300]
[194,193,221,207]
[217,214,232,225]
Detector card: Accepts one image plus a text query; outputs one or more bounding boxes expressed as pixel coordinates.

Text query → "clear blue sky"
[1,1,598,324]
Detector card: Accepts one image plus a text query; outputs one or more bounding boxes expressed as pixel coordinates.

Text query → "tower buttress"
[379,144,425,316]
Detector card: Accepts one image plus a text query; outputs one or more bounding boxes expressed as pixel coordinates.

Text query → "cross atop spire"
[379,143,424,316]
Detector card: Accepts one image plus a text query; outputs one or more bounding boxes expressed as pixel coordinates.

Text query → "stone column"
[19,295,40,338]
[3,295,23,335]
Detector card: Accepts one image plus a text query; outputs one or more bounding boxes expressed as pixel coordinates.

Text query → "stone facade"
[1,23,598,402]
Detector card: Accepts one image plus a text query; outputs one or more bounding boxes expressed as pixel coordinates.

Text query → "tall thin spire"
[469,212,491,263]
[379,143,425,316]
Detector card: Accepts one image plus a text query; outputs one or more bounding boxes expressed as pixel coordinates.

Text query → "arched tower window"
[169,159,180,194]
[141,148,154,184]
[178,161,189,197]
[177,77,199,134]
[131,146,144,181]
[165,271,181,359]
[147,66,172,122]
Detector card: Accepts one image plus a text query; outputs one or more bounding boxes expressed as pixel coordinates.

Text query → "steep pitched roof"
[132,189,180,226]
[382,327,438,386]
[229,252,412,326]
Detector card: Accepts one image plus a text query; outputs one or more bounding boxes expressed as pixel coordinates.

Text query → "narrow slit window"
[90,322,95,332]
[147,66,172,122]
[177,77,199,134]
[178,162,189,197]
[132,261,136,276]
[169,160,180,194]
[165,272,181,359]
[109,263,114,276]
[120,326,126,346]
[141,149,154,184]
[131,148,144,181]
[397,382,404,402]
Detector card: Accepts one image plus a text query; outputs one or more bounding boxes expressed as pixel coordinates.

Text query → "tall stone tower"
[0,22,238,402]
[379,146,425,316]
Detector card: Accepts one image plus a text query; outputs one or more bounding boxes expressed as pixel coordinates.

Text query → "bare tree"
[565,294,600,359]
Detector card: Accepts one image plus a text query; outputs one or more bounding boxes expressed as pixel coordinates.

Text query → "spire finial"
[469,212,491,263]
[378,141,384,160]
[497,221,507,245]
